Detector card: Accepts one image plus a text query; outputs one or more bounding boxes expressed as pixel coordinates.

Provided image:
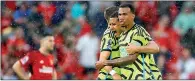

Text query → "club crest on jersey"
[20,56,29,64]
[107,39,112,50]
[40,60,44,64]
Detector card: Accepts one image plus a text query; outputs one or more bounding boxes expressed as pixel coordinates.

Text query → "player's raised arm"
[12,61,30,80]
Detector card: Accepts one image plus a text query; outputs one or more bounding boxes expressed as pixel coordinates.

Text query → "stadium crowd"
[1,1,195,80]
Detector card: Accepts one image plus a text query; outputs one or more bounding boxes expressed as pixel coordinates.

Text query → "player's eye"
[123,13,127,15]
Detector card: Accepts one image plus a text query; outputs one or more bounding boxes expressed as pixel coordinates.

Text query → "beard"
[46,48,54,54]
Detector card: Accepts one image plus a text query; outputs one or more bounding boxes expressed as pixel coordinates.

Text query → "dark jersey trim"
[101,49,111,52]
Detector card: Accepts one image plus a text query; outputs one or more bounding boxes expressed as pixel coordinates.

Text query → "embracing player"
[96,4,162,80]
[12,34,57,80]
[97,6,122,80]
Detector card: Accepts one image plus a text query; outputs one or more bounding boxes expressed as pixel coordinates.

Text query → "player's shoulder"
[133,24,145,30]
[102,28,115,38]
[103,28,112,35]
[131,24,148,34]
[27,50,41,56]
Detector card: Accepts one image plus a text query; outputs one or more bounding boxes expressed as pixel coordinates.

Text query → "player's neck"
[39,47,49,56]
[125,22,135,32]
[115,30,122,37]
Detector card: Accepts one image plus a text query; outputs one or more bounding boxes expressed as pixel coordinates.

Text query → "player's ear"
[40,38,45,46]
[131,14,135,19]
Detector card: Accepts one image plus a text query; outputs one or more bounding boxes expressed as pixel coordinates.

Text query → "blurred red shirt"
[19,50,55,80]
[136,1,158,25]
[37,2,56,25]
[7,37,30,58]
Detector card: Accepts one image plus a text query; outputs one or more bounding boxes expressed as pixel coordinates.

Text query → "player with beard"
[12,34,57,80]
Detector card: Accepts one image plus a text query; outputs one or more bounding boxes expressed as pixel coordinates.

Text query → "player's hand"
[112,73,122,80]
[126,43,139,54]
[95,61,105,70]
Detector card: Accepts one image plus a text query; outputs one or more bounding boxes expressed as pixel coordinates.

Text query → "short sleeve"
[140,27,152,41]
[100,34,112,52]
[132,27,152,46]
[19,52,33,68]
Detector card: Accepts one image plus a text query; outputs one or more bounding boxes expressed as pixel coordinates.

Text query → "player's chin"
[48,48,54,52]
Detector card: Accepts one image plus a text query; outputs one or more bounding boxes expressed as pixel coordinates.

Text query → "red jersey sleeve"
[19,52,33,69]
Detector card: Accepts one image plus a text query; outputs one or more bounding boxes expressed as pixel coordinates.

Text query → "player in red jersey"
[12,34,57,80]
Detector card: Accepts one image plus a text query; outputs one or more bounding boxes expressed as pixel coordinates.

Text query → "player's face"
[109,18,120,32]
[118,8,135,26]
[44,36,55,51]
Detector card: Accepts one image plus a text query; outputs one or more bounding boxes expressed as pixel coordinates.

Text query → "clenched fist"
[95,61,106,70]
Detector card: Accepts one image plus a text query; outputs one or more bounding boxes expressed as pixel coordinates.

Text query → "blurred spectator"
[157,54,166,74]
[152,14,183,80]
[13,2,30,24]
[158,1,179,23]
[176,48,195,79]
[28,5,43,24]
[92,4,107,38]
[88,1,114,21]
[135,1,158,26]
[181,29,195,57]
[37,1,56,26]
[6,27,30,58]
[175,1,185,12]
[4,1,16,11]
[2,68,18,80]
[71,2,85,20]
[26,5,44,49]
[152,14,181,61]
[173,1,195,36]
[51,1,67,25]
[76,28,99,79]
[58,10,77,37]
[79,1,90,20]
[1,8,13,31]
[76,16,92,38]
[57,44,82,80]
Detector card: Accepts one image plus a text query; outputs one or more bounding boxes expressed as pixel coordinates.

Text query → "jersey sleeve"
[19,52,33,68]
[100,34,112,52]
[132,27,152,46]
[140,27,152,41]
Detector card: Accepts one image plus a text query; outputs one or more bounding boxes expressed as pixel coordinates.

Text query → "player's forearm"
[104,54,137,67]
[99,51,112,72]
[52,70,57,80]
[12,61,30,80]
[137,41,159,54]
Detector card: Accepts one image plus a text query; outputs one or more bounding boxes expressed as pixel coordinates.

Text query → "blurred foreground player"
[12,34,57,80]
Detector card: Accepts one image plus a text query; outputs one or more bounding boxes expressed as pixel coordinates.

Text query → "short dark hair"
[104,6,119,22]
[119,3,135,14]
[110,11,118,18]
